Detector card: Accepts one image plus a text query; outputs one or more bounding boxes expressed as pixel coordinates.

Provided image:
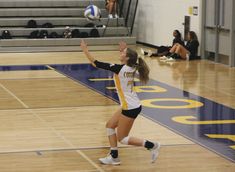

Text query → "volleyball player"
[80,40,160,165]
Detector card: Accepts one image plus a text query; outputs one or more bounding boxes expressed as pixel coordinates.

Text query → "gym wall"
[135,0,201,47]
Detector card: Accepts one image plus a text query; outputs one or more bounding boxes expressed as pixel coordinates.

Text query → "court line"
[3,67,227,163]
[49,64,235,163]
[0,77,66,81]
[31,111,106,172]
[0,104,118,112]
[47,65,235,163]
[0,143,195,155]
[48,64,235,109]
[46,65,55,70]
[77,170,99,172]
[0,82,105,172]
[0,81,196,157]
[0,83,29,108]
[71,170,99,172]
[47,65,119,104]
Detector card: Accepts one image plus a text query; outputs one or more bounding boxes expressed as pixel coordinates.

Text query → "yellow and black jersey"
[94,60,141,110]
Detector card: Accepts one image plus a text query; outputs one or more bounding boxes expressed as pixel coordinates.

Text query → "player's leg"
[116,108,160,163]
[105,0,109,10]
[114,0,119,18]
[99,108,121,165]
[106,108,121,155]
[108,0,116,18]
[141,48,158,57]
[167,44,189,60]
[175,45,189,60]
[169,43,179,54]
[117,114,158,148]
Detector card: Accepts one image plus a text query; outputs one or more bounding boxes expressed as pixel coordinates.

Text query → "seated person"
[164,31,199,61]
[106,0,118,18]
[141,30,184,57]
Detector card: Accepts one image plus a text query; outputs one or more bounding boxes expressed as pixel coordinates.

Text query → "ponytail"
[126,48,150,84]
[137,57,149,84]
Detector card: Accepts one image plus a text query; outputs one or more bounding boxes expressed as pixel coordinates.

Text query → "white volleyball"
[84,5,101,21]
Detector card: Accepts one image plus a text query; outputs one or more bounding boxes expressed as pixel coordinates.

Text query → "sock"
[143,140,154,150]
[170,53,181,59]
[168,53,174,57]
[110,147,118,158]
[175,54,181,59]
[166,52,171,56]
[170,53,177,58]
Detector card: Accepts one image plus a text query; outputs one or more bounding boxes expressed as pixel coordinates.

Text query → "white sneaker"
[160,56,168,60]
[140,48,145,55]
[150,142,160,163]
[186,53,190,61]
[147,50,153,57]
[99,155,121,165]
[108,14,113,19]
[114,14,119,18]
[166,57,176,62]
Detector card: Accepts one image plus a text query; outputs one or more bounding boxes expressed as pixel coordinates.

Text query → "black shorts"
[122,106,142,119]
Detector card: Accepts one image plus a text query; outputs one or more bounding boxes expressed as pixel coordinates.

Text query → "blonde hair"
[126,48,150,84]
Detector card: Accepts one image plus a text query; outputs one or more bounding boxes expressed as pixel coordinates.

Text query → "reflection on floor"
[0,63,234,163]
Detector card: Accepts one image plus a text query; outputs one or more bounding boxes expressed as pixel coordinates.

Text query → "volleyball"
[84,5,101,21]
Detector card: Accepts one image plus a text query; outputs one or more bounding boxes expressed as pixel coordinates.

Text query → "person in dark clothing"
[141,30,184,57]
[172,30,185,46]
[167,31,199,61]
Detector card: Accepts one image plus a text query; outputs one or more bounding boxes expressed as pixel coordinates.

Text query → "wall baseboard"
[136,41,158,49]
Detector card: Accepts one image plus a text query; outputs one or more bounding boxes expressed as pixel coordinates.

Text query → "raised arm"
[80,39,96,66]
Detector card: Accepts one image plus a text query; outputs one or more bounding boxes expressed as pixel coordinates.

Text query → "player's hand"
[80,39,88,53]
[119,41,127,52]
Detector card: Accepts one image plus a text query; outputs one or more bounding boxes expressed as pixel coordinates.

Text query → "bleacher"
[0,0,136,52]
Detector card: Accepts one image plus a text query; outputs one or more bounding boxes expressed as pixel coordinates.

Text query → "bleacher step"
[0,8,108,17]
[0,37,136,47]
[0,18,125,27]
[0,0,105,8]
[0,0,136,52]
[0,27,129,38]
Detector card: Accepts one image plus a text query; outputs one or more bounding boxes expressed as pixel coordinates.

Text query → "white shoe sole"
[160,57,167,60]
[99,158,121,165]
[140,48,145,55]
[166,59,176,62]
[147,51,153,57]
[151,142,161,163]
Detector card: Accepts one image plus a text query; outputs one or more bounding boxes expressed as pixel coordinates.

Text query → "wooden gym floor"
[0,46,234,172]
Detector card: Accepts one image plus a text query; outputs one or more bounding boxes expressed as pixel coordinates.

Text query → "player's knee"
[106,128,116,136]
[106,121,115,128]
[106,121,110,128]
[118,136,130,145]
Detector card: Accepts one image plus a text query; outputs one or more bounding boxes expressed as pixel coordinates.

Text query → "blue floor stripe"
[52,64,235,162]
[0,65,49,71]
[0,63,234,162]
